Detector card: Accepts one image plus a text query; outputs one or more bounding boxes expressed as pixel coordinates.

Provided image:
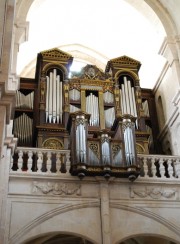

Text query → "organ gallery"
[13,48,160,180]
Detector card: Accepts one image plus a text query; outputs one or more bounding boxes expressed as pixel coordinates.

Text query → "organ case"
[13,48,161,179]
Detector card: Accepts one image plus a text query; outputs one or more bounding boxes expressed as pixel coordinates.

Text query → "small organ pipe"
[56,75,60,123]
[46,76,49,122]
[131,87,137,117]
[60,81,62,123]
[49,72,53,123]
[52,69,57,123]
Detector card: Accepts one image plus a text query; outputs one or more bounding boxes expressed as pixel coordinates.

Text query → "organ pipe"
[119,76,137,118]
[101,134,110,165]
[75,115,87,163]
[46,69,63,124]
[13,113,33,146]
[123,117,136,166]
[16,91,34,109]
[86,93,99,126]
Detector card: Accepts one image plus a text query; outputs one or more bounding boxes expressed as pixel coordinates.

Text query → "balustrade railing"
[138,154,180,180]
[10,148,180,181]
[11,147,70,175]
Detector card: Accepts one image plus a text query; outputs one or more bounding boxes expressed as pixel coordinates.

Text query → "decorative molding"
[130,186,176,200]
[41,48,72,61]
[32,181,81,196]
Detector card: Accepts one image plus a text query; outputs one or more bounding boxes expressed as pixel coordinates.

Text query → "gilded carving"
[89,142,100,159]
[111,143,121,159]
[42,138,64,149]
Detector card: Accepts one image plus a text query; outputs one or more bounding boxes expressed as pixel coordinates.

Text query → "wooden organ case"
[13,48,161,180]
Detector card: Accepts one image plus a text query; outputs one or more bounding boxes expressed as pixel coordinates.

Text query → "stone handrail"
[10,147,180,180]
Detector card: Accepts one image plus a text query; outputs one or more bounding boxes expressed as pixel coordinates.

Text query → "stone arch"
[13,0,180,81]
[110,203,180,244]
[9,201,101,244]
[23,231,95,244]
[117,233,179,244]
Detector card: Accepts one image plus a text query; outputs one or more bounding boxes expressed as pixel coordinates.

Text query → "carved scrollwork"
[111,143,121,159]
[76,118,87,126]
[32,181,81,196]
[89,142,100,159]
[130,186,176,200]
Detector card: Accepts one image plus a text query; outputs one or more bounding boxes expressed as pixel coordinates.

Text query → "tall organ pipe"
[45,69,63,124]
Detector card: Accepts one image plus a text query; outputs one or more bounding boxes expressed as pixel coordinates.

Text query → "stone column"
[100,182,111,244]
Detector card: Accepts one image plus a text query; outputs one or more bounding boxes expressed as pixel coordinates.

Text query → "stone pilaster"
[100,182,111,244]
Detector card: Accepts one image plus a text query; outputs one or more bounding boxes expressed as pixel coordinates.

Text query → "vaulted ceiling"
[17,0,166,88]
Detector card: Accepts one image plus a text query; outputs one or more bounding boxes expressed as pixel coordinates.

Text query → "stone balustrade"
[138,154,180,180]
[10,147,180,181]
[11,147,71,175]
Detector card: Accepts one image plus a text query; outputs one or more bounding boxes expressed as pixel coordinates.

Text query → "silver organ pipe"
[119,76,137,117]
[105,107,115,127]
[131,87,137,117]
[88,147,99,165]
[123,118,136,166]
[124,77,131,114]
[45,76,49,122]
[103,91,114,103]
[70,104,80,113]
[101,134,110,165]
[16,91,34,109]
[69,89,80,101]
[46,69,63,124]
[113,149,123,166]
[13,113,33,146]
[86,93,99,126]
[76,115,86,163]
[56,75,60,123]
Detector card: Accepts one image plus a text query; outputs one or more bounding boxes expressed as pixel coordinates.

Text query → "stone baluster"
[174,159,180,178]
[60,154,67,173]
[143,157,149,178]
[150,157,157,178]
[56,152,61,174]
[46,151,52,173]
[66,152,71,172]
[27,151,33,173]
[167,159,174,178]
[17,150,23,172]
[37,151,43,173]
[159,158,165,178]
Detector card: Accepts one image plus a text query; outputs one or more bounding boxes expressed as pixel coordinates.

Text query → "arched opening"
[24,232,95,244]
[15,0,167,89]
[118,235,178,244]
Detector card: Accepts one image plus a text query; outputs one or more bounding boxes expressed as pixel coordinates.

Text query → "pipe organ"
[13,48,161,179]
